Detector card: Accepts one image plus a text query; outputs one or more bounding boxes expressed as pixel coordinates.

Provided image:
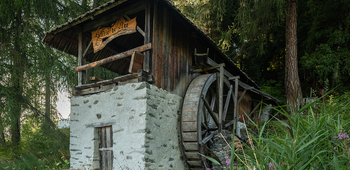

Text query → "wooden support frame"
[128,52,144,73]
[75,43,152,72]
[201,94,219,127]
[248,102,262,117]
[78,32,86,85]
[191,63,225,73]
[124,15,145,37]
[222,85,233,122]
[218,65,224,132]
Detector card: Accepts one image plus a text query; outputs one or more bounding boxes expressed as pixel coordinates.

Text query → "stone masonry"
[70,82,186,170]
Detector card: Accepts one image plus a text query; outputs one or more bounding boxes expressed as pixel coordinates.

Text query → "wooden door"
[99,126,113,170]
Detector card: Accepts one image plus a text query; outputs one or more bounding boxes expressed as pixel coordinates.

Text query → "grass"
[203,92,350,170]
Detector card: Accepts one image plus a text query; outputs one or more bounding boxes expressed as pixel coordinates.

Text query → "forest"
[0,0,350,169]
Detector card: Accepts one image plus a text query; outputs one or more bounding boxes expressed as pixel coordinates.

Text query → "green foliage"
[260,80,286,102]
[239,94,350,169]
[0,127,70,170]
[301,0,350,90]
[202,94,350,169]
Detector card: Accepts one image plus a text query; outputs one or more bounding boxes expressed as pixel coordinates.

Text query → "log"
[89,76,104,82]
[75,43,151,72]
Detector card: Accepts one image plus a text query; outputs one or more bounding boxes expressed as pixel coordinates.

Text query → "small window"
[98,126,113,170]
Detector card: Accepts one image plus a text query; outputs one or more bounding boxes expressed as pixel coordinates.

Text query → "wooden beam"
[143,1,152,72]
[75,43,152,72]
[237,89,247,105]
[200,132,215,145]
[83,39,92,57]
[78,32,85,85]
[192,63,225,73]
[128,52,144,73]
[124,15,145,37]
[222,85,233,122]
[201,94,219,127]
[248,102,262,117]
[218,65,224,132]
[233,76,239,134]
[89,76,104,82]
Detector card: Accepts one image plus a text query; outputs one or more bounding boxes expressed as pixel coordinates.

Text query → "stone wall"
[69,82,185,170]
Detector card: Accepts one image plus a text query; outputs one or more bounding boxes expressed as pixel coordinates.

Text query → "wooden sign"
[92,17,137,53]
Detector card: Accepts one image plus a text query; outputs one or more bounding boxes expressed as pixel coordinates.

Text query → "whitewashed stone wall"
[58,118,70,129]
[70,82,186,170]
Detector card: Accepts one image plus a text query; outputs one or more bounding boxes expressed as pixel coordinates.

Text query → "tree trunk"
[44,72,51,130]
[10,10,25,148]
[285,0,302,113]
[0,113,6,146]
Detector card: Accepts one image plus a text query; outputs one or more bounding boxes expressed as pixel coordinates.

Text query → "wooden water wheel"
[180,73,236,169]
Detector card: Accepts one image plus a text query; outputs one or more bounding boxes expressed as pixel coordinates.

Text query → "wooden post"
[222,85,233,122]
[143,1,152,72]
[78,32,86,85]
[230,76,239,168]
[234,77,239,134]
[218,65,224,133]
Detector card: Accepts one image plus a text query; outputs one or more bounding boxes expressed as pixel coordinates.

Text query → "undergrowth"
[203,92,350,170]
[0,124,70,170]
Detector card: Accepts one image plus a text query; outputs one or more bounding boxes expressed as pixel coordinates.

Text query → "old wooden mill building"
[43,0,281,169]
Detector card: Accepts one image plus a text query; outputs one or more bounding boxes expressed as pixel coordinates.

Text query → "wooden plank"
[185,152,201,159]
[101,127,106,148]
[183,142,198,151]
[233,76,239,139]
[98,128,102,147]
[222,85,233,121]
[219,65,224,132]
[182,122,197,131]
[187,161,202,166]
[143,1,152,72]
[201,95,219,127]
[192,63,225,73]
[102,151,107,170]
[89,76,104,82]
[83,39,92,57]
[237,89,247,105]
[248,102,262,117]
[182,132,197,141]
[128,52,144,73]
[75,43,152,72]
[106,126,111,147]
[161,6,169,90]
[98,147,113,151]
[200,132,215,144]
[78,83,116,96]
[182,111,198,122]
[152,2,160,87]
[86,122,116,128]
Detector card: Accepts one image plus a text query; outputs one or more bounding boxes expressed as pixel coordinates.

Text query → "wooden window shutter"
[99,126,113,170]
